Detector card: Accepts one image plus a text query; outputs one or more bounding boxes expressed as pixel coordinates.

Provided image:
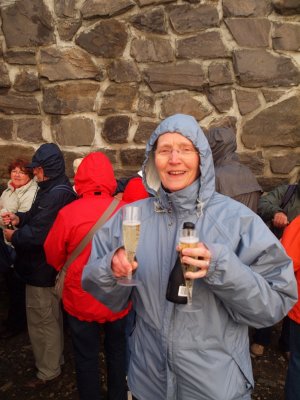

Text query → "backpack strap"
[280,184,297,211]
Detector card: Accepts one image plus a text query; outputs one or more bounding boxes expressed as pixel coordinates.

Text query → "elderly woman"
[82,114,297,400]
[0,158,38,339]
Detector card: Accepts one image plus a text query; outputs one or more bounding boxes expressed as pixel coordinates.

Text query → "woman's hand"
[1,212,19,228]
[177,242,211,279]
[111,247,138,278]
[273,212,289,229]
[3,228,15,242]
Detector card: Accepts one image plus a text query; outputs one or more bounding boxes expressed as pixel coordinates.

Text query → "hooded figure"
[82,114,297,400]
[44,152,130,400]
[3,142,76,388]
[206,127,262,212]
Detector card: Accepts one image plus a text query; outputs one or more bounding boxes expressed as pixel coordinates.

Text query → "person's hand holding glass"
[177,222,211,307]
[114,206,141,286]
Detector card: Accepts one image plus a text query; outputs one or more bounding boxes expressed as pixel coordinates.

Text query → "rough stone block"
[0,119,13,140]
[130,7,167,34]
[42,82,99,115]
[102,116,130,144]
[0,93,40,115]
[272,22,300,50]
[76,20,128,58]
[99,84,138,115]
[131,38,174,63]
[208,62,234,86]
[206,87,233,113]
[14,70,40,92]
[177,31,229,59]
[120,148,146,167]
[52,116,95,146]
[81,0,135,18]
[144,62,206,92]
[225,18,270,48]
[235,89,261,115]
[242,95,300,148]
[16,118,43,142]
[161,93,211,120]
[134,121,157,144]
[107,60,141,83]
[168,4,219,34]
[233,49,300,87]
[1,0,55,48]
[39,46,104,81]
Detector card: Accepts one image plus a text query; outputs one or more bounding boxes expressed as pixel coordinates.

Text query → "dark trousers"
[67,313,127,400]
[253,315,290,351]
[3,268,26,330]
[285,319,300,400]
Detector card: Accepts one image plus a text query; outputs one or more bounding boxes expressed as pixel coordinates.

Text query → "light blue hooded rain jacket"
[82,114,297,400]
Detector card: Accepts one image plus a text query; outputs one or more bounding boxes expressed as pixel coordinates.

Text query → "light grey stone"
[16,118,43,142]
[52,116,95,146]
[99,84,138,115]
[235,89,261,115]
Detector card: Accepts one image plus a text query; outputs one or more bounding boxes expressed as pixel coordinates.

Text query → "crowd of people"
[0,113,299,400]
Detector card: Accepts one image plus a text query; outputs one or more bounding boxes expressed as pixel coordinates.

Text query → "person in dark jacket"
[3,143,77,389]
[206,126,262,213]
[251,179,300,357]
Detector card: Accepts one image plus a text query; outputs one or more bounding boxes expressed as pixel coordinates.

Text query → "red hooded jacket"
[44,152,130,322]
[281,215,300,324]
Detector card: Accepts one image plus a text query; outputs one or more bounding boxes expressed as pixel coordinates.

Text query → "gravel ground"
[0,279,288,400]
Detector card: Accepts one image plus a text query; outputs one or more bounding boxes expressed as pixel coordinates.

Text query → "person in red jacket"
[44,152,130,400]
[281,215,300,400]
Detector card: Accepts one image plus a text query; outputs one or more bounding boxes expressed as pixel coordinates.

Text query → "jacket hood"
[142,114,215,212]
[122,177,149,203]
[28,143,65,179]
[74,152,117,196]
[206,127,262,197]
[206,127,238,166]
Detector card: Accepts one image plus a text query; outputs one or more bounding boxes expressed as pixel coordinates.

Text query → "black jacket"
[11,144,77,286]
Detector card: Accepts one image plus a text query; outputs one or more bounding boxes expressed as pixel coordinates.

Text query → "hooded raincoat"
[44,152,130,322]
[82,114,297,400]
[206,127,262,212]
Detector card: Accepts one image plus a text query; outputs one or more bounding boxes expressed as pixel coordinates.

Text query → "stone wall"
[0,0,299,190]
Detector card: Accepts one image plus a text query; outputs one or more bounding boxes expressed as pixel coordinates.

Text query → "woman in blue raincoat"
[82,114,297,400]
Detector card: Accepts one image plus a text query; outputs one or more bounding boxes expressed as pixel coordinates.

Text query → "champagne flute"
[178,222,199,306]
[117,205,141,286]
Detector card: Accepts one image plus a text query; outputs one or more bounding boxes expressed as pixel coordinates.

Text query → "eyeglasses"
[155,146,198,159]
[11,170,27,176]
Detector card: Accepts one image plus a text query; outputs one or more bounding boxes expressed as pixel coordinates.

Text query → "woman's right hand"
[273,212,289,229]
[111,247,138,278]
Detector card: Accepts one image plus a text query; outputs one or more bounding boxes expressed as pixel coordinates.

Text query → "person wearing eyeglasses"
[82,114,297,400]
[0,159,38,339]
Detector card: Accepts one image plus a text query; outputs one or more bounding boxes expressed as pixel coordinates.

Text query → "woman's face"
[10,167,31,188]
[154,132,200,192]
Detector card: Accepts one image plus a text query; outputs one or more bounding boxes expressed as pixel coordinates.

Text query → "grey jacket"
[82,114,297,400]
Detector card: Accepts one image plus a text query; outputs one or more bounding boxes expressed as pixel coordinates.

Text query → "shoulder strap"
[60,198,120,274]
[280,184,297,211]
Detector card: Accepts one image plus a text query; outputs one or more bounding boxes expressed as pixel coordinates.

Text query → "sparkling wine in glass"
[179,222,199,306]
[117,206,141,286]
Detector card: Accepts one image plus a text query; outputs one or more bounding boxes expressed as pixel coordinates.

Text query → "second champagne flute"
[117,205,141,286]
[179,222,199,306]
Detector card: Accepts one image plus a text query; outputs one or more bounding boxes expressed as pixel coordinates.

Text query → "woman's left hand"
[176,242,211,279]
